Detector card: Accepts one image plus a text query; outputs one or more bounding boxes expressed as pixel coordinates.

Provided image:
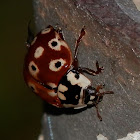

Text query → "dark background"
[0,1,42,140]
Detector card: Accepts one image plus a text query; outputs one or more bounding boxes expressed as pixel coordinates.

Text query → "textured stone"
[33,0,140,140]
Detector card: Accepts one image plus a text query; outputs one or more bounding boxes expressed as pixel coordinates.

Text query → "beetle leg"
[78,61,104,75]
[95,104,102,121]
[72,27,86,69]
[26,20,35,48]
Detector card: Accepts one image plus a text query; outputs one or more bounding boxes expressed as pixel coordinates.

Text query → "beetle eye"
[28,61,39,78]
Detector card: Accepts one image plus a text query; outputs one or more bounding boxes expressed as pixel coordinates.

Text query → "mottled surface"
[33,0,140,140]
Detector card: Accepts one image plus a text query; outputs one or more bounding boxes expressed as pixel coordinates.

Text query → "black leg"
[78,61,104,76]
[94,85,114,121]
[95,104,102,121]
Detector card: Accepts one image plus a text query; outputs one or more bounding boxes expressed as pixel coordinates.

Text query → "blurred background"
[0,1,42,140]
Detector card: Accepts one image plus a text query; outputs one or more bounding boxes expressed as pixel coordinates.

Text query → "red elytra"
[24,25,114,121]
[24,25,72,107]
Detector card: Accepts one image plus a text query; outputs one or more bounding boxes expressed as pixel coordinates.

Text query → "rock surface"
[33,0,140,140]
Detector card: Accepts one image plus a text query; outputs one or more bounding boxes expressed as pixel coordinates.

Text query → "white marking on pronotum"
[31,36,37,46]
[41,27,51,34]
[47,116,54,140]
[28,61,39,78]
[34,46,44,58]
[49,58,66,72]
[117,131,140,140]
[58,91,66,100]
[58,84,68,92]
[90,96,95,100]
[67,71,91,88]
[97,134,108,140]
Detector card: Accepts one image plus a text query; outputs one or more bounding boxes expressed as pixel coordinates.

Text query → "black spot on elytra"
[30,86,35,91]
[51,41,58,47]
[58,70,82,105]
[55,61,61,68]
[31,65,36,71]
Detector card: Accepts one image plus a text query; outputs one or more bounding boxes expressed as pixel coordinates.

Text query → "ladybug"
[24,25,113,121]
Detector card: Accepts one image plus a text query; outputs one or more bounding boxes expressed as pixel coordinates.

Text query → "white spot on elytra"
[47,82,57,88]
[58,84,68,92]
[48,34,69,51]
[34,46,44,58]
[49,58,66,72]
[97,134,108,140]
[41,27,51,34]
[58,91,66,100]
[48,91,57,97]
[28,61,39,78]
[117,131,140,140]
[48,38,61,51]
[31,36,37,46]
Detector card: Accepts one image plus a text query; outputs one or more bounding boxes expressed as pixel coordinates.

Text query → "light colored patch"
[90,96,95,100]
[117,131,140,140]
[38,134,44,140]
[48,91,57,97]
[55,32,69,48]
[133,0,140,11]
[67,71,91,88]
[97,134,108,140]
[75,95,78,99]
[58,91,66,100]
[58,84,68,92]
[49,58,66,72]
[74,105,87,109]
[47,82,57,88]
[28,61,39,78]
[31,36,37,46]
[41,27,51,34]
[48,34,69,51]
[87,101,93,105]
[34,46,44,58]
[63,103,87,109]
[28,82,38,93]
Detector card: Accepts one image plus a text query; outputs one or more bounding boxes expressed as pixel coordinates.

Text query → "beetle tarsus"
[95,104,102,121]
